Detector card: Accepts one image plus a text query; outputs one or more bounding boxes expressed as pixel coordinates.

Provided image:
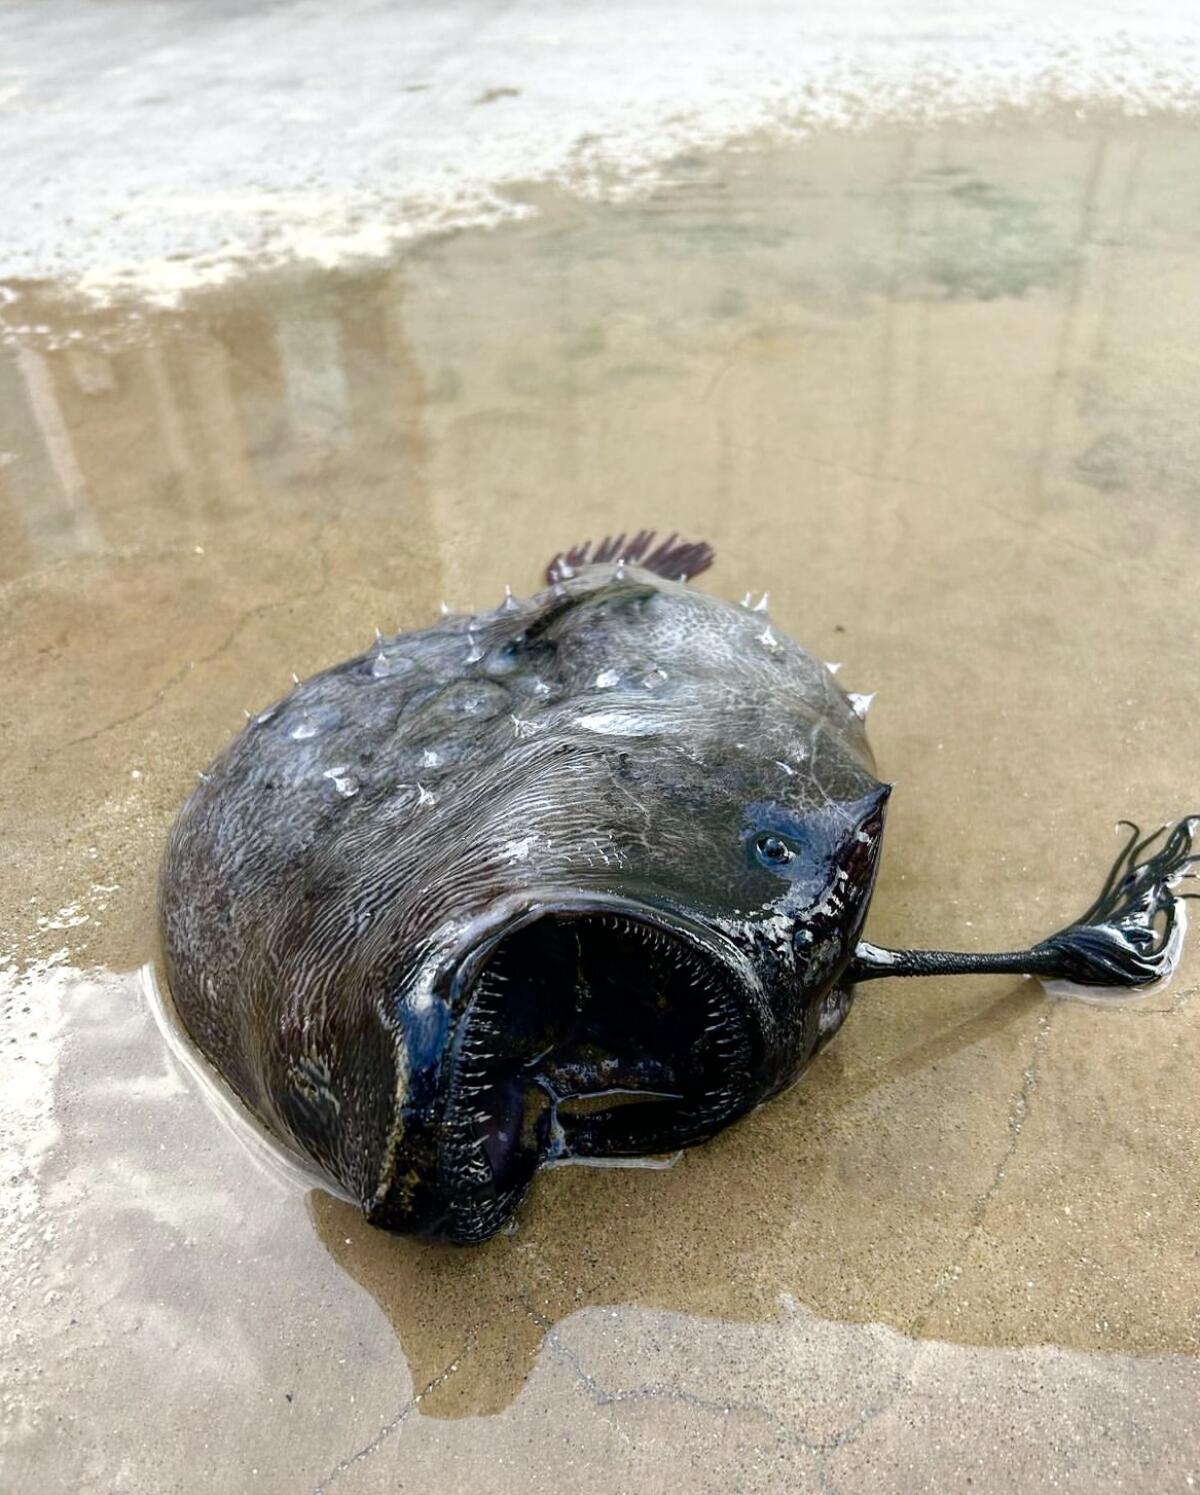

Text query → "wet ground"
[3,119,1200,1492]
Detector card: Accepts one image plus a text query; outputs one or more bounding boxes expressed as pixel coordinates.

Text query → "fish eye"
[755,833,794,867]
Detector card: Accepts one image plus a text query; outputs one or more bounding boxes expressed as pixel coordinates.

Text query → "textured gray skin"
[160,557,889,1241]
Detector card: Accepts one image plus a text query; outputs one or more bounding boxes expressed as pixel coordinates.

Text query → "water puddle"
[3,117,1199,1490]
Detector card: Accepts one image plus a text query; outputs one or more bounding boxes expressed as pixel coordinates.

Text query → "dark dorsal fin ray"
[546,530,715,585]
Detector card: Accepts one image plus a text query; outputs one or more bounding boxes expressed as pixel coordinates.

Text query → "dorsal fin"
[546,530,715,585]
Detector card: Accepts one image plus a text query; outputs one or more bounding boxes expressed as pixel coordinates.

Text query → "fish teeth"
[465,632,485,664]
[291,671,302,685]
[848,691,875,720]
[375,626,384,643]
[439,600,452,618]
[825,660,843,675]
[757,626,779,651]
[752,592,769,613]
[740,592,753,609]
[501,584,519,613]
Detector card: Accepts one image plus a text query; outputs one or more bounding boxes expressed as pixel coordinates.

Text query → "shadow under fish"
[159,532,1198,1243]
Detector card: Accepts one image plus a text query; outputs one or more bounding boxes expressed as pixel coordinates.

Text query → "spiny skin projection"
[160,532,1198,1243]
[161,536,889,1241]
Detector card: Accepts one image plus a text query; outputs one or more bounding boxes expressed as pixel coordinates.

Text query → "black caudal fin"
[546,531,715,585]
[851,815,1199,991]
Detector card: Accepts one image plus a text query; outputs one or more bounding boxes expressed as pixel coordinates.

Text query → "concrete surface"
[2,5,1200,1494]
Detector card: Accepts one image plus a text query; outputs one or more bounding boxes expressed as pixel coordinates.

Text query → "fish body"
[163,533,1196,1243]
[161,537,889,1241]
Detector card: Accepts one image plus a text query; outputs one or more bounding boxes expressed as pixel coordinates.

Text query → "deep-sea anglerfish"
[160,533,1196,1241]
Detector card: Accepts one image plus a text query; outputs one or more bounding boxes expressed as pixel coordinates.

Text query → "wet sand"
[3,120,1200,1491]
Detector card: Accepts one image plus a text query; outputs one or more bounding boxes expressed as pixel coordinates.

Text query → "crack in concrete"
[312,1340,469,1495]
[512,983,1189,1473]
[501,1003,1082,1480]
[523,1299,921,1487]
[0,536,264,602]
[913,1006,1055,1337]
[44,520,337,763]
[769,1006,1063,1475]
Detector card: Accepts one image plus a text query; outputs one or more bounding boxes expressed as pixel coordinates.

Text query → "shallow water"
[3,119,1200,1491]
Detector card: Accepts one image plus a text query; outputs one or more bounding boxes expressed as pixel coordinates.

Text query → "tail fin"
[546,531,715,585]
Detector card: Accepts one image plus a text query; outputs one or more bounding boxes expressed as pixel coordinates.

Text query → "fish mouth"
[434,899,761,1242]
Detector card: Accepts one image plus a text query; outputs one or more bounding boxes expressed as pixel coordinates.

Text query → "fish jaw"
[367,777,892,1244]
[368,892,772,1243]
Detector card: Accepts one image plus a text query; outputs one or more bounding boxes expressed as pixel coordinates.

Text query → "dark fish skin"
[160,538,890,1241]
[161,534,1200,1241]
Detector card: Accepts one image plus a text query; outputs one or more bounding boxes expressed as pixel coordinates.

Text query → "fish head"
[374,696,890,1244]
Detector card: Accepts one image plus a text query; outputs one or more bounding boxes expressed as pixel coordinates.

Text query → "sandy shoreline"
[1,2,1199,301]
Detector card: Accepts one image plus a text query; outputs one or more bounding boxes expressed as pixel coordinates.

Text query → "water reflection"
[4,951,1196,1495]
[0,265,434,580]
[308,981,1048,1418]
[4,128,1199,588]
[2,117,1200,1488]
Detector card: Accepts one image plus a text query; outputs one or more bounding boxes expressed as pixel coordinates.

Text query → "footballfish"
[159,533,1196,1242]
